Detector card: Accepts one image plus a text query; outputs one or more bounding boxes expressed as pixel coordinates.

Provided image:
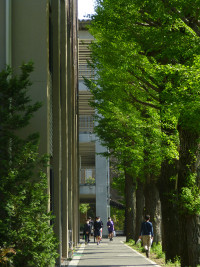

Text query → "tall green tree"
[0,63,58,266]
[89,93,145,241]
[88,0,200,265]
[86,54,162,242]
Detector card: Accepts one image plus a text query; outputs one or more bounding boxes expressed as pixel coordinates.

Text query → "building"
[78,20,110,236]
[0,0,79,265]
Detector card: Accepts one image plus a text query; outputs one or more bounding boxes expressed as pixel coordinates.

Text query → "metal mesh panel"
[79,39,95,80]
[79,90,94,115]
[79,115,94,133]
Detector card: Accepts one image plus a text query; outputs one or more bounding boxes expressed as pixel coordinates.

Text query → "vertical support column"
[52,0,62,264]
[73,113,79,245]
[60,0,68,259]
[72,0,79,246]
[95,140,110,236]
[5,0,12,66]
[67,0,73,252]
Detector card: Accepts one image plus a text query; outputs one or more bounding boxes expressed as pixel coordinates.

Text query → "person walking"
[100,217,103,241]
[83,219,91,244]
[107,217,114,241]
[139,215,154,258]
[88,217,94,242]
[94,216,102,245]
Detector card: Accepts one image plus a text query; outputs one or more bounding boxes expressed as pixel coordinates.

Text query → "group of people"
[83,214,154,259]
[83,216,115,245]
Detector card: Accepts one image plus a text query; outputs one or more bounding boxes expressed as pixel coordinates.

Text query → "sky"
[78,0,96,20]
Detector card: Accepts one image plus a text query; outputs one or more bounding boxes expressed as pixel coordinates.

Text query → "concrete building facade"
[79,20,110,236]
[0,0,79,265]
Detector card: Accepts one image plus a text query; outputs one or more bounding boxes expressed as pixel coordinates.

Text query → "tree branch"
[140,83,160,102]
[161,0,200,37]
[128,70,161,93]
[128,91,160,110]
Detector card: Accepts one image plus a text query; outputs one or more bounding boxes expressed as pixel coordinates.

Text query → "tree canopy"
[87,0,200,265]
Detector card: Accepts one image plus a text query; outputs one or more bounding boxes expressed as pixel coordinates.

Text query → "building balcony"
[79,132,96,143]
[80,184,96,200]
[80,169,96,200]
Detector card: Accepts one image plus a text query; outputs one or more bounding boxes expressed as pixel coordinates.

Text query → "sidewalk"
[67,236,161,267]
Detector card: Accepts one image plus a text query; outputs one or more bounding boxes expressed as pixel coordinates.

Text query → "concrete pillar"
[67,0,73,250]
[72,0,79,247]
[5,0,12,66]
[95,140,110,236]
[52,0,62,265]
[0,0,6,70]
[60,0,68,259]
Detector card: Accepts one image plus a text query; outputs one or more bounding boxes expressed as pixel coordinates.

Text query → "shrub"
[0,63,59,266]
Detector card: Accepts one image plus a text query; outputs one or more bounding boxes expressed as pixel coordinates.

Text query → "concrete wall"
[80,185,96,199]
[12,0,49,157]
[0,1,79,265]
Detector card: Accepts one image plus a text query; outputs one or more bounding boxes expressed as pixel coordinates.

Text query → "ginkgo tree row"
[86,0,200,266]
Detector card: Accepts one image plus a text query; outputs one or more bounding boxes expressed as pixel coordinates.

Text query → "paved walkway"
[68,236,161,267]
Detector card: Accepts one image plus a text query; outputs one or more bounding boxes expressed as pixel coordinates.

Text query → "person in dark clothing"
[88,217,94,241]
[94,216,102,245]
[107,217,114,241]
[83,219,91,244]
[139,215,154,258]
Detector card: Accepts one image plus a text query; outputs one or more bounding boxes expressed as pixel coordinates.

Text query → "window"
[79,115,94,133]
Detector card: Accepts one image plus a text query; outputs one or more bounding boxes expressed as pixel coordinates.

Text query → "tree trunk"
[186,215,200,267]
[159,160,180,261]
[144,176,162,243]
[178,126,200,267]
[124,168,136,241]
[135,179,145,241]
